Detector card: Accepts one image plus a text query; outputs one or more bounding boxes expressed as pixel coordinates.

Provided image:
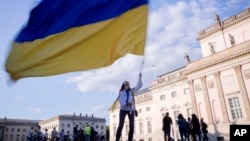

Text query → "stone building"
[0,113,106,141]
[0,117,40,141]
[109,7,250,141]
[39,113,106,139]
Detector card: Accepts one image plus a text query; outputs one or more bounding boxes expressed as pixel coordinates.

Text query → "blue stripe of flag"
[15,0,148,43]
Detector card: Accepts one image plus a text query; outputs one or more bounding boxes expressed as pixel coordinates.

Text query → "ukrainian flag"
[5,0,148,80]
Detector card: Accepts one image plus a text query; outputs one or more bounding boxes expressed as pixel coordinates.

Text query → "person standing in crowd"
[162,112,173,141]
[43,129,48,141]
[73,125,78,141]
[99,131,105,141]
[36,126,43,141]
[59,129,65,141]
[115,73,143,141]
[191,114,201,141]
[85,125,91,141]
[78,128,85,141]
[186,117,192,141]
[26,126,34,141]
[177,113,187,141]
[200,118,209,141]
[90,126,98,141]
[51,127,58,141]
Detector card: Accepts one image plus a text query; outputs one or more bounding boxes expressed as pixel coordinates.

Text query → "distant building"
[0,113,106,141]
[0,117,40,141]
[39,113,106,139]
[109,7,250,141]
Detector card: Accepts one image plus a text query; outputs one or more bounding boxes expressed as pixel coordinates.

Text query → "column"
[187,80,198,115]
[233,65,250,119]
[200,76,214,124]
[213,72,230,123]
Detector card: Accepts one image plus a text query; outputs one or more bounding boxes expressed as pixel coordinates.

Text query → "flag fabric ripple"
[5,0,148,80]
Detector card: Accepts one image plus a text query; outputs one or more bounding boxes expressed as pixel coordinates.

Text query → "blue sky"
[1,0,249,125]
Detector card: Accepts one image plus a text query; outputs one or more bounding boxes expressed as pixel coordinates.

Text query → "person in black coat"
[191,114,201,141]
[200,118,209,141]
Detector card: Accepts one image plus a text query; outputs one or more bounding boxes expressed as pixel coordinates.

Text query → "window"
[96,125,99,129]
[113,114,116,119]
[173,110,180,119]
[22,128,26,132]
[101,125,104,130]
[162,113,165,118]
[146,107,150,111]
[160,95,165,100]
[5,135,8,141]
[171,91,177,98]
[147,121,152,133]
[125,124,129,135]
[17,128,20,132]
[184,88,190,94]
[61,123,65,128]
[229,97,243,119]
[6,128,8,132]
[139,109,142,113]
[16,134,20,141]
[113,126,116,136]
[67,124,71,128]
[11,128,15,132]
[187,108,192,118]
[139,122,144,134]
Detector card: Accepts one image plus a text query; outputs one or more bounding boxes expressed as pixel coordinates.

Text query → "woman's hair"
[119,81,130,91]
[191,114,197,119]
[177,113,184,119]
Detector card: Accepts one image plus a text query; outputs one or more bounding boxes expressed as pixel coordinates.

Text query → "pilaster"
[200,76,214,124]
[233,65,250,119]
[187,80,198,115]
[213,72,230,123]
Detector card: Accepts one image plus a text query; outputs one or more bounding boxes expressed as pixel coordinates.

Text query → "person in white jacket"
[115,73,143,141]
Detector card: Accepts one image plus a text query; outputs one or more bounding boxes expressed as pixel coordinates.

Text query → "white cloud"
[14,95,23,100]
[66,0,246,94]
[27,107,42,113]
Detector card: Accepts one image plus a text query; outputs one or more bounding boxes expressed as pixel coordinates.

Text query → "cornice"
[185,40,250,75]
[198,8,250,40]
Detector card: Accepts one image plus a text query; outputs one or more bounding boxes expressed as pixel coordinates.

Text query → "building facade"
[0,117,40,141]
[0,113,106,141]
[109,7,250,141]
[39,113,106,139]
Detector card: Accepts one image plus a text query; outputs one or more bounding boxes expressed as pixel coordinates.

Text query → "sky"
[1,0,249,125]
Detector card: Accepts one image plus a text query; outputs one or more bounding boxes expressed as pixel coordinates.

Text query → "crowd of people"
[162,112,209,141]
[26,125,105,141]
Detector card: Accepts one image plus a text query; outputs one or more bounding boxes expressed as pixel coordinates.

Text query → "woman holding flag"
[115,73,143,141]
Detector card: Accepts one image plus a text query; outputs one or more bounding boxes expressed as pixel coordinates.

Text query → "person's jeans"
[164,127,172,141]
[116,110,135,141]
[179,128,187,141]
[85,134,90,141]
